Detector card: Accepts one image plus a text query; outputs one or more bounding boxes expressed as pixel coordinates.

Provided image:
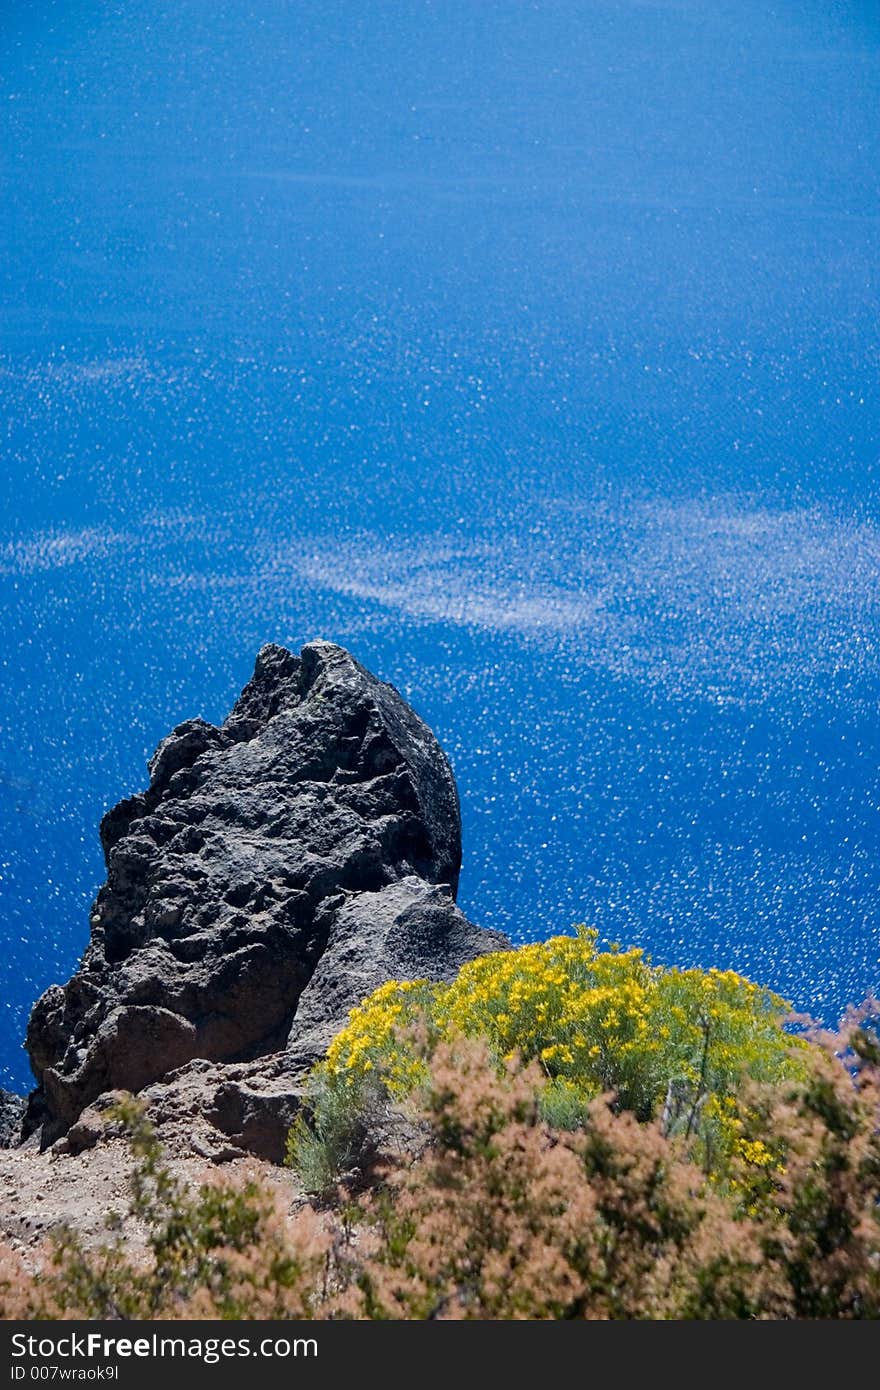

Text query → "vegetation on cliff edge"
[1,934,878,1320]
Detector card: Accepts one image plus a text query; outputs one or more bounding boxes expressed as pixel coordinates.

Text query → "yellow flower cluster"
[324,979,434,1097]
[320,925,806,1152]
[736,1138,777,1168]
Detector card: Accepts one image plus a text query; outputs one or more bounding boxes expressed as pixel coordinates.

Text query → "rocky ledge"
[20,641,507,1160]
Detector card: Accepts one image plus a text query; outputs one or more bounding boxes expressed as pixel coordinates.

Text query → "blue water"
[1,0,878,1091]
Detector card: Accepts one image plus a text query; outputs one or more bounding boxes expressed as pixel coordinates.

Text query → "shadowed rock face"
[25,641,507,1148]
[0,1091,25,1149]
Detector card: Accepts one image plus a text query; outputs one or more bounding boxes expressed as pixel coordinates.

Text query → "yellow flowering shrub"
[6,1021,878,1318]
[324,978,437,1097]
[311,927,808,1182]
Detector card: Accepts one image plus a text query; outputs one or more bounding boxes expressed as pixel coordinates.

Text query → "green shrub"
[286,1068,393,1195]
[315,929,808,1177]
[1,1013,877,1320]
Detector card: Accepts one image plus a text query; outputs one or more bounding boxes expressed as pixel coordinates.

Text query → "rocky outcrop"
[0,1090,25,1149]
[25,641,507,1152]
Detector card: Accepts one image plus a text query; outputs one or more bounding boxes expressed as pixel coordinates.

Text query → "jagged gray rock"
[286,876,498,1071]
[25,641,507,1151]
[0,1090,25,1149]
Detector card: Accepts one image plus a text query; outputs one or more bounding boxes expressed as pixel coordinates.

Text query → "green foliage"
[537,1075,590,1130]
[1,1016,878,1320]
[316,929,807,1177]
[286,1069,391,1195]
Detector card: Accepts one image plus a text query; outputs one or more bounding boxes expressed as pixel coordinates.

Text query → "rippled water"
[1,1,878,1089]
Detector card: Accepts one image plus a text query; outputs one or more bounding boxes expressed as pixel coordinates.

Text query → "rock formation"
[24,641,507,1155]
[0,1090,24,1149]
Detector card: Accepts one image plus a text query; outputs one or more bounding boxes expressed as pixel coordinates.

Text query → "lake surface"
[1,0,878,1090]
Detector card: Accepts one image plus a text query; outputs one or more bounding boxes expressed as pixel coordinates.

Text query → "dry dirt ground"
[0,1127,302,1265]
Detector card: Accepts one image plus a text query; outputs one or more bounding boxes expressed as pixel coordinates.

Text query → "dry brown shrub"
[339,1040,787,1320]
[0,1016,877,1320]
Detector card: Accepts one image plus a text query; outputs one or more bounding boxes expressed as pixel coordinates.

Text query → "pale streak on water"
[1,0,879,1088]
